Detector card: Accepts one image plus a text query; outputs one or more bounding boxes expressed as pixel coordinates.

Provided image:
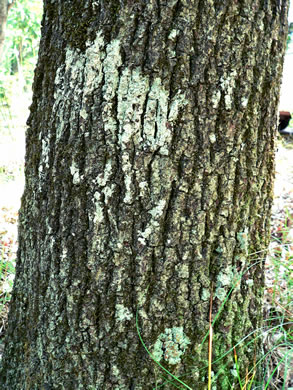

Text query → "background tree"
[0,1,289,389]
[0,0,15,59]
[0,0,42,104]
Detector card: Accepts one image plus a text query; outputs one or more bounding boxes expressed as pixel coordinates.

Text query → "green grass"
[0,249,15,313]
[0,233,16,337]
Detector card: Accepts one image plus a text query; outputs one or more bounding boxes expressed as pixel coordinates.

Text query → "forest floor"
[0,129,292,388]
[263,138,293,389]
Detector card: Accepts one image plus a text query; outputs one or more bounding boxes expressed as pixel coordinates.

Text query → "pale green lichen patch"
[215,265,237,301]
[175,263,189,279]
[117,67,149,144]
[142,78,188,155]
[115,67,149,203]
[84,31,104,94]
[215,287,227,302]
[237,228,249,254]
[152,327,190,365]
[115,304,133,322]
[138,199,166,245]
[201,288,210,301]
[53,32,105,141]
[103,39,122,101]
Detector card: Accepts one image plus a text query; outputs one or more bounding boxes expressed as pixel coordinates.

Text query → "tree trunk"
[0,0,14,59]
[0,1,289,389]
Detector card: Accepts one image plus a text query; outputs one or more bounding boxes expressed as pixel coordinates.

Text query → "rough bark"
[0,0,289,389]
[0,0,14,59]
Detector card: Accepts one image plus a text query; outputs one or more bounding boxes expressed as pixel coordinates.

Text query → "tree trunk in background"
[0,0,14,58]
[0,1,289,389]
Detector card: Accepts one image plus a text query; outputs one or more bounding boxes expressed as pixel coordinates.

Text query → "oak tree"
[0,1,289,389]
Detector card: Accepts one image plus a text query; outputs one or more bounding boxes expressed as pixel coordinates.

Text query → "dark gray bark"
[0,0,14,58]
[0,1,289,389]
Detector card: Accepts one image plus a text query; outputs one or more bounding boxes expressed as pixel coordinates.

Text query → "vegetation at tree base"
[0,1,292,389]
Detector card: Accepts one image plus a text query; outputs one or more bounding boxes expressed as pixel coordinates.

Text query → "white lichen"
[123,173,133,204]
[41,138,50,168]
[211,90,221,109]
[209,133,217,143]
[115,304,133,322]
[168,29,178,40]
[80,108,88,119]
[93,191,103,224]
[220,70,237,110]
[137,226,153,245]
[241,97,249,108]
[96,159,113,187]
[148,199,166,218]
[103,184,115,204]
[115,68,150,203]
[138,181,148,197]
[70,161,80,184]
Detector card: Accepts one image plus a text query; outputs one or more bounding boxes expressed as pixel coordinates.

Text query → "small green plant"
[0,241,15,328]
[0,254,15,304]
[0,206,18,345]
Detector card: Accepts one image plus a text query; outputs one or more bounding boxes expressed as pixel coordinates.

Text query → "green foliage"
[0,229,16,328]
[287,23,293,53]
[0,254,15,306]
[0,0,43,103]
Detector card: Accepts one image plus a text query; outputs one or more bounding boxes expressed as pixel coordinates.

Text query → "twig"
[208,282,214,390]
